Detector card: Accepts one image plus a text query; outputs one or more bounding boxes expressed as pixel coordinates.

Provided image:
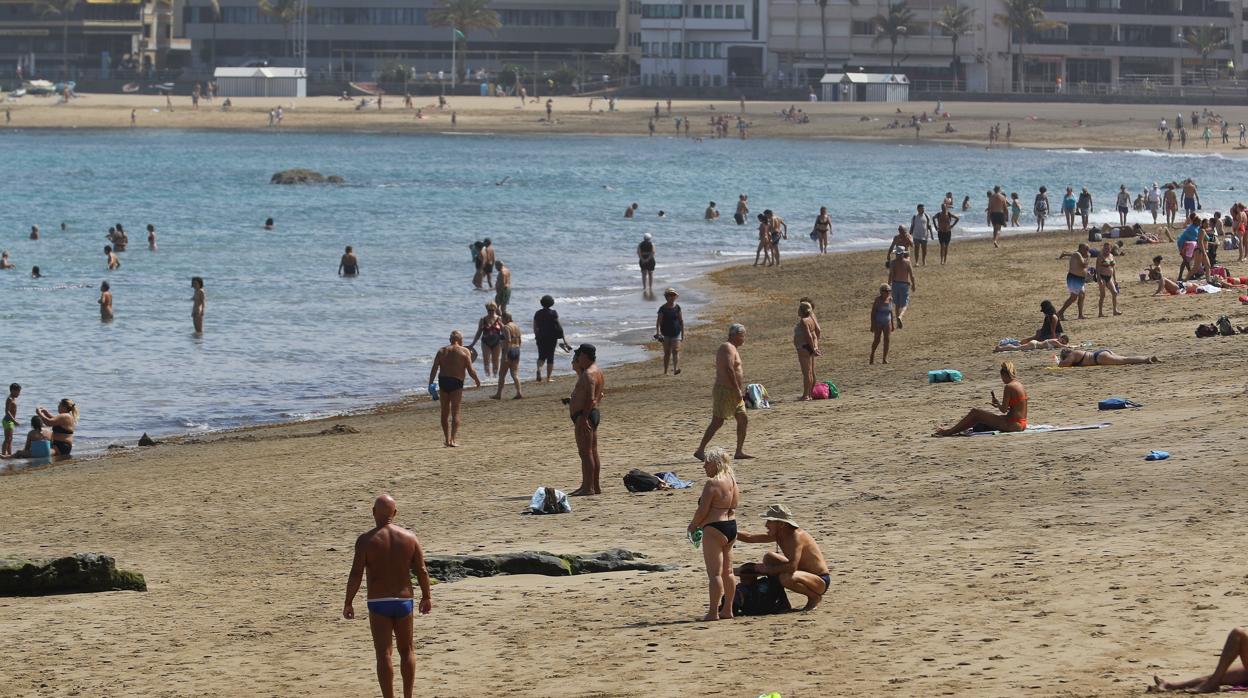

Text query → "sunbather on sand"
[933,362,1027,436]
[1150,626,1248,693]
[1152,276,1242,295]
[1057,348,1159,366]
[994,336,1069,352]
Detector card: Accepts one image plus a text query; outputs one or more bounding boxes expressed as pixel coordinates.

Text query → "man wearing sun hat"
[655,287,684,375]
[736,504,831,612]
[887,245,916,329]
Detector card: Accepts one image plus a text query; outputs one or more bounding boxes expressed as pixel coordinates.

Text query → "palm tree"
[206,0,222,71]
[258,0,301,58]
[871,2,916,71]
[1184,25,1228,88]
[32,0,81,79]
[993,0,1064,93]
[428,0,502,83]
[936,4,975,91]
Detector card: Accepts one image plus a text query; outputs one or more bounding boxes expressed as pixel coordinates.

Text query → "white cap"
[643,233,652,240]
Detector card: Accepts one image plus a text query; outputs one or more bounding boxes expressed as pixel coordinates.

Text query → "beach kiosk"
[820,73,909,103]
[213,67,307,98]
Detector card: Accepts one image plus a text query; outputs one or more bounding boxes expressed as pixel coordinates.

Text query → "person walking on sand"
[987,186,1009,247]
[568,344,604,496]
[1057,244,1090,320]
[812,206,831,254]
[1182,178,1201,216]
[1097,241,1122,317]
[428,331,481,448]
[688,448,739,621]
[1147,182,1161,225]
[794,302,821,400]
[934,203,959,265]
[1116,185,1131,226]
[339,246,360,277]
[753,213,772,266]
[909,204,933,266]
[1076,187,1093,232]
[467,302,504,379]
[694,324,753,462]
[885,225,913,268]
[191,276,206,333]
[656,288,684,375]
[736,504,832,612]
[343,494,432,698]
[870,284,894,364]
[533,295,572,383]
[98,281,113,322]
[492,312,523,400]
[1062,187,1077,231]
[888,247,916,329]
[637,233,656,291]
[493,261,511,314]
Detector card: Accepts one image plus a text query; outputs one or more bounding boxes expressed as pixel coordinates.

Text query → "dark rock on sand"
[0,553,147,596]
[269,168,344,185]
[425,548,676,583]
[138,433,158,447]
[319,424,359,436]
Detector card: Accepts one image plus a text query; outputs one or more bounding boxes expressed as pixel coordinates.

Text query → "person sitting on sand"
[1057,347,1159,367]
[1024,300,1063,343]
[7,415,52,460]
[736,504,831,612]
[688,448,739,621]
[1150,625,1248,693]
[934,362,1027,436]
[994,336,1070,352]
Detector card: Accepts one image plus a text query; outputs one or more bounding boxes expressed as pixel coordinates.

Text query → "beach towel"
[1098,397,1142,410]
[744,384,770,409]
[967,423,1111,437]
[1145,450,1170,461]
[655,471,692,489]
[528,486,571,514]
[928,369,963,383]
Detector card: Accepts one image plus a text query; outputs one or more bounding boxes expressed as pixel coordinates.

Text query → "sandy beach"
[5,93,1248,152]
[3,212,1247,696]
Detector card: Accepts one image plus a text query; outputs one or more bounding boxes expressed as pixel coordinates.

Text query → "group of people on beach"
[2,383,78,461]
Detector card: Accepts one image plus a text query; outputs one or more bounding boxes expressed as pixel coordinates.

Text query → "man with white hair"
[694,323,752,462]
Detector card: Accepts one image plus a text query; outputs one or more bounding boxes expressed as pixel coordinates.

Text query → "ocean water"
[0,129,1243,450]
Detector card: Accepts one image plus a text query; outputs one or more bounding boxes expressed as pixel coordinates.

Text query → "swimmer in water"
[264,217,274,230]
[705,202,719,220]
[147,224,157,251]
[0,251,12,270]
[624,203,638,219]
[339,245,359,277]
[30,266,41,279]
[29,225,39,240]
[98,281,114,322]
[191,276,206,334]
[105,245,120,270]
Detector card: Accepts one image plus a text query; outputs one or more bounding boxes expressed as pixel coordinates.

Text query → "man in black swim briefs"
[736,504,832,612]
[428,331,481,448]
[568,344,605,496]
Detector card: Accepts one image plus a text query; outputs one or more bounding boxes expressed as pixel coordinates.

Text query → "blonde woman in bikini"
[1097,242,1121,317]
[933,362,1027,436]
[688,448,739,621]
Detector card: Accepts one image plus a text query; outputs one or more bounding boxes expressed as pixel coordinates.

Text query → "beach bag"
[1217,315,1236,336]
[731,575,792,617]
[822,381,839,398]
[528,486,571,514]
[1196,323,1218,338]
[927,369,963,383]
[623,469,664,492]
[1098,397,1142,410]
[744,384,770,409]
[810,383,829,400]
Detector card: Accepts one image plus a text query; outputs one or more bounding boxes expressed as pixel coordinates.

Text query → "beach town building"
[637,0,769,87]
[0,0,188,80]
[179,0,621,80]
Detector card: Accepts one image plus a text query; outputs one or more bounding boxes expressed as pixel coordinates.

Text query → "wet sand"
[4,93,1248,152]
[3,220,1246,696]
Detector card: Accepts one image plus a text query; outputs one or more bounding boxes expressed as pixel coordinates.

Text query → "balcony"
[1041,0,1230,16]
[639,16,747,30]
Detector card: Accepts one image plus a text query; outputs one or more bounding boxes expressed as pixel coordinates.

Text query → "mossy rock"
[270,169,344,185]
[425,549,674,583]
[0,553,147,596]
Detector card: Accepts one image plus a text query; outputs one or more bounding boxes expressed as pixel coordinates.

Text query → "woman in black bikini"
[688,448,739,621]
[37,398,78,459]
[467,302,504,378]
[1058,348,1159,367]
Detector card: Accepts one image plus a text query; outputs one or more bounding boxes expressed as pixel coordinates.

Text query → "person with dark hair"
[264,217,274,230]
[7,414,52,460]
[533,295,571,383]
[3,383,19,457]
[98,281,113,322]
[493,261,511,314]
[492,312,523,400]
[478,238,495,289]
[568,344,604,496]
[339,246,359,277]
[104,245,120,270]
[656,288,684,375]
[1023,300,1063,343]
[191,277,206,333]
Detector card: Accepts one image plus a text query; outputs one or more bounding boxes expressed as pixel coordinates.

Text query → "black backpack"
[731,576,792,616]
[623,469,663,492]
[1217,315,1236,336]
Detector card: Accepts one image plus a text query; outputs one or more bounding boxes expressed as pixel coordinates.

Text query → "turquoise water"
[0,130,1242,450]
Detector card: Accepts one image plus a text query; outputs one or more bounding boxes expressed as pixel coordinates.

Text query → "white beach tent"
[820,73,909,103]
[213,67,307,98]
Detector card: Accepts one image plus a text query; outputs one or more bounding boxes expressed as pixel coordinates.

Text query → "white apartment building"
[638,0,769,86]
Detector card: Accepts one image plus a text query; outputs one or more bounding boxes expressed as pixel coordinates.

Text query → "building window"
[736,4,745,18]
[629,0,642,15]
[714,4,724,17]
[692,4,702,17]
[851,20,873,35]
[641,4,683,19]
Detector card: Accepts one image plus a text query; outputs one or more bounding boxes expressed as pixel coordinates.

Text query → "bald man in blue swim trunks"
[344,494,432,698]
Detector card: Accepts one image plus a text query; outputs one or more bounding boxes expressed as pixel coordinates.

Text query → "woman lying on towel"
[1057,348,1159,367]
[933,361,1027,437]
[1154,275,1244,295]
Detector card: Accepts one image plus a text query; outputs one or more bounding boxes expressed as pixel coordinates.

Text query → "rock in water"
[270,169,344,185]
[0,553,147,596]
[137,432,158,446]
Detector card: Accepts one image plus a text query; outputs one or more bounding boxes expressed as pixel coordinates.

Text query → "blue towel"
[1145,450,1170,461]
[655,471,692,489]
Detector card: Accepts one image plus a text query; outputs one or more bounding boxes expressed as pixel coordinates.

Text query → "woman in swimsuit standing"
[492,311,524,400]
[688,448,739,621]
[794,302,821,400]
[468,302,504,378]
[1097,242,1121,317]
[812,207,831,254]
[38,398,78,458]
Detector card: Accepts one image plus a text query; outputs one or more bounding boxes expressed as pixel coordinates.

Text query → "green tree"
[428,0,502,82]
[1184,24,1229,87]
[258,0,301,57]
[32,0,82,78]
[871,2,916,71]
[993,0,1064,92]
[205,0,222,71]
[936,4,975,91]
